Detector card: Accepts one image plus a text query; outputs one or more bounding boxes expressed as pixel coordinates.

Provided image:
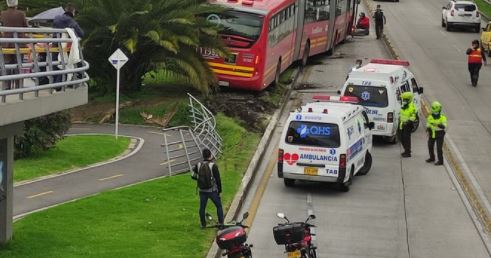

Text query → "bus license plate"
[287,250,301,258]
[304,167,318,176]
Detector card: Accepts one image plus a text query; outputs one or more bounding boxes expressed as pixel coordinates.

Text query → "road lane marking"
[149,131,168,136]
[27,191,54,199]
[160,159,175,166]
[244,149,277,230]
[98,174,124,182]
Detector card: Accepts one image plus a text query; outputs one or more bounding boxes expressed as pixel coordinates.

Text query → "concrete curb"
[14,134,144,187]
[206,69,300,258]
[363,0,491,254]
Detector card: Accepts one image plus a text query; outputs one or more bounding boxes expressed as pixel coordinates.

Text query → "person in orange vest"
[466,39,487,87]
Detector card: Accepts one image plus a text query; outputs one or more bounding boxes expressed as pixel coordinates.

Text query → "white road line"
[149,131,168,136]
[98,174,124,182]
[160,159,175,166]
[27,191,54,199]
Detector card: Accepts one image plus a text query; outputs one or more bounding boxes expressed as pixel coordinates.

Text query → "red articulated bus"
[204,0,358,91]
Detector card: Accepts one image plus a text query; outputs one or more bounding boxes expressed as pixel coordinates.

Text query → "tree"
[15,112,71,159]
[77,0,227,94]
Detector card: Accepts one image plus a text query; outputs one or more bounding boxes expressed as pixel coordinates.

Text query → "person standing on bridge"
[399,92,417,158]
[0,0,27,90]
[192,148,224,229]
[466,39,487,87]
[373,5,386,40]
[426,101,447,166]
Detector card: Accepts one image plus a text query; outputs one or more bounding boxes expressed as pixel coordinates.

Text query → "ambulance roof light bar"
[370,58,410,67]
[312,95,359,103]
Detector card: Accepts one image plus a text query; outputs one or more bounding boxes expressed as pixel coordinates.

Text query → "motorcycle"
[206,212,253,258]
[273,213,317,258]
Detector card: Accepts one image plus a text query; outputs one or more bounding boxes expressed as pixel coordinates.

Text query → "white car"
[442,0,481,32]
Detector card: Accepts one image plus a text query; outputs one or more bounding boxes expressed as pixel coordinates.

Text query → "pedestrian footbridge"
[0,27,90,244]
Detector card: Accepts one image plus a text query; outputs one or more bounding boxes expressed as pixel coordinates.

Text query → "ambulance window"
[410,78,419,92]
[361,111,369,128]
[344,85,389,108]
[400,81,410,93]
[285,121,341,148]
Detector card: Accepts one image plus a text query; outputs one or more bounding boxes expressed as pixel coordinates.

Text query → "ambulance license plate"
[287,250,301,258]
[304,167,318,176]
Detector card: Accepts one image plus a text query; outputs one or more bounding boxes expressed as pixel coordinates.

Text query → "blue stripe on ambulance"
[347,138,364,160]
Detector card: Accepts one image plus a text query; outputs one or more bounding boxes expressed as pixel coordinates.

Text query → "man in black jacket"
[373,5,386,39]
[192,148,224,228]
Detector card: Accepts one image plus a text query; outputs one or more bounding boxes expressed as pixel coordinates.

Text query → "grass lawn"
[14,135,130,183]
[0,114,260,257]
[475,0,491,19]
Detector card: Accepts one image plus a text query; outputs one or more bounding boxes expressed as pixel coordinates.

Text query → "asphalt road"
[373,0,491,211]
[242,9,490,258]
[13,124,200,217]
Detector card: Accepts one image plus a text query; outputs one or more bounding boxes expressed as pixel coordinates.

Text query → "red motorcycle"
[207,212,253,258]
[273,213,317,258]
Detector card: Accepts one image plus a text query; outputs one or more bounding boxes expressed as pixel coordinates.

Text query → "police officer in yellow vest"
[399,92,417,158]
[426,101,447,166]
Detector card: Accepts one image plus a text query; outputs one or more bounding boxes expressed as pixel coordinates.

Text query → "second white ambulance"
[341,59,424,143]
[278,96,374,192]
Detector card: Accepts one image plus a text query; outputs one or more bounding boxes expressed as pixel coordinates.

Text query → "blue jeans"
[199,191,224,227]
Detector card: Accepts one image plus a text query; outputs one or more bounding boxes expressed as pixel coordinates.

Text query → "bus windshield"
[344,85,389,108]
[205,11,264,42]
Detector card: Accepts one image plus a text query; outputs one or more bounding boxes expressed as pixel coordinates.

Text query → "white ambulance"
[278,96,374,192]
[340,59,424,143]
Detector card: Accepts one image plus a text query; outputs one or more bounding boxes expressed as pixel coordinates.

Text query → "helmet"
[401,92,413,101]
[431,101,442,113]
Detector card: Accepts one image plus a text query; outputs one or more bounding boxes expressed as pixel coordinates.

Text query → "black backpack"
[197,162,214,190]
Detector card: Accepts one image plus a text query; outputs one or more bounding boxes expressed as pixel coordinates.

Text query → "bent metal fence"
[0,26,89,103]
[161,93,223,175]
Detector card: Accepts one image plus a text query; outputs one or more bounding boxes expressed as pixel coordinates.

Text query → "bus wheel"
[274,60,281,86]
[301,42,310,68]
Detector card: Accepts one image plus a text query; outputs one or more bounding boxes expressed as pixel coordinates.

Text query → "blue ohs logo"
[296,124,331,138]
[329,149,336,155]
[295,114,302,121]
[361,91,370,101]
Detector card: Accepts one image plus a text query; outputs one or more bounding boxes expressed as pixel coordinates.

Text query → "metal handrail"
[0,26,89,103]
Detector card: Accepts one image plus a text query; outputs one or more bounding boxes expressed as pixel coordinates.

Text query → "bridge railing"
[0,26,90,103]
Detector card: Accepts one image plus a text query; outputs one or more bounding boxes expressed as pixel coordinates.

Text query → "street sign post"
[108,49,129,139]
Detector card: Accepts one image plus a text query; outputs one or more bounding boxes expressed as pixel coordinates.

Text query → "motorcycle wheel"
[309,248,317,258]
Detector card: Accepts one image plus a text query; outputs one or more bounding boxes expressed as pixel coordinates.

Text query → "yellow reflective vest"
[399,103,417,129]
[426,114,448,138]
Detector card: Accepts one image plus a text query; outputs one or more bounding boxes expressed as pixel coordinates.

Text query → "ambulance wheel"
[386,135,398,144]
[411,114,420,133]
[284,178,295,187]
[358,152,372,176]
[338,167,353,192]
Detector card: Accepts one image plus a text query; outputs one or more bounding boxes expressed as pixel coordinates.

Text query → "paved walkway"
[14,124,192,217]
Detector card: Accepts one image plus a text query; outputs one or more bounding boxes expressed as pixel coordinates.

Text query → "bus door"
[293,0,306,61]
